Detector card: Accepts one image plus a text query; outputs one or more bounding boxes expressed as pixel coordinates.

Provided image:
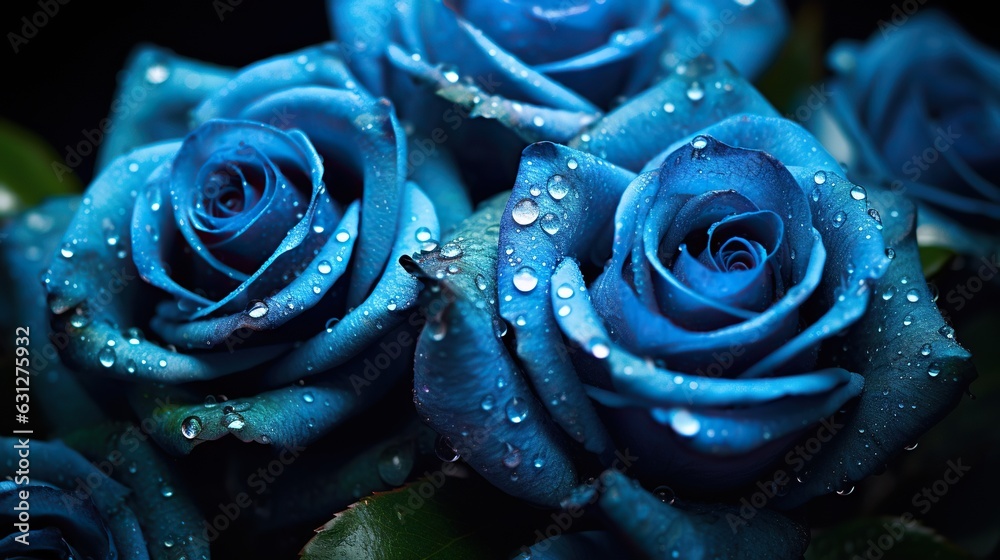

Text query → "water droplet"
[905,289,920,303]
[919,343,932,356]
[566,158,578,170]
[440,242,463,259]
[938,325,954,338]
[836,486,855,496]
[556,284,574,299]
[690,136,708,150]
[125,359,137,374]
[904,442,919,451]
[881,287,895,301]
[442,66,460,83]
[663,102,675,113]
[557,305,571,317]
[481,394,495,411]
[335,230,351,243]
[159,359,168,368]
[540,213,560,235]
[435,436,460,462]
[98,347,116,368]
[225,413,246,430]
[325,317,340,333]
[302,391,315,403]
[317,260,332,274]
[512,267,538,292]
[686,82,705,101]
[415,227,432,242]
[377,444,414,486]
[532,115,545,127]
[125,327,143,345]
[868,208,882,225]
[502,444,522,468]
[811,186,822,202]
[885,248,896,260]
[670,409,700,437]
[813,171,827,185]
[475,274,488,291]
[653,485,676,504]
[60,243,74,258]
[505,397,529,423]
[591,342,610,359]
[903,314,913,326]
[832,211,846,228]
[145,63,169,84]
[547,175,569,200]
[160,485,174,498]
[927,363,940,377]
[247,300,269,318]
[181,416,202,440]
[849,185,867,201]
[512,199,539,225]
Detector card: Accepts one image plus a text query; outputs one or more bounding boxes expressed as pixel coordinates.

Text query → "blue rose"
[406,59,976,555]
[0,435,204,560]
[38,44,445,455]
[329,0,788,195]
[806,12,1000,254]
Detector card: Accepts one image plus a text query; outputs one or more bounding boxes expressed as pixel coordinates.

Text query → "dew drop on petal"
[247,300,269,318]
[440,242,463,259]
[512,199,539,225]
[547,175,569,200]
[512,267,538,292]
[905,289,920,303]
[670,409,700,437]
[317,260,332,274]
[566,158,578,170]
[505,396,529,423]
[98,347,116,368]
[180,416,202,440]
[556,284,574,299]
[850,185,867,200]
[481,394,495,411]
[813,170,827,185]
[832,211,846,228]
[540,213,560,235]
[415,227,432,242]
[690,136,708,150]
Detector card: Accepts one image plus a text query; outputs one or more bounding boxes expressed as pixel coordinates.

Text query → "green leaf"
[755,0,825,114]
[300,475,520,560]
[0,118,81,214]
[919,245,956,278]
[805,517,972,560]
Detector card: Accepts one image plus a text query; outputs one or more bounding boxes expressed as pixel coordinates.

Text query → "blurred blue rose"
[329,0,788,196]
[806,12,1000,254]
[0,435,206,560]
[36,43,446,456]
[406,59,976,556]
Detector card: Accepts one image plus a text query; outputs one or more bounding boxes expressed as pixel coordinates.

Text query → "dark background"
[0,0,996,186]
[1,1,998,558]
